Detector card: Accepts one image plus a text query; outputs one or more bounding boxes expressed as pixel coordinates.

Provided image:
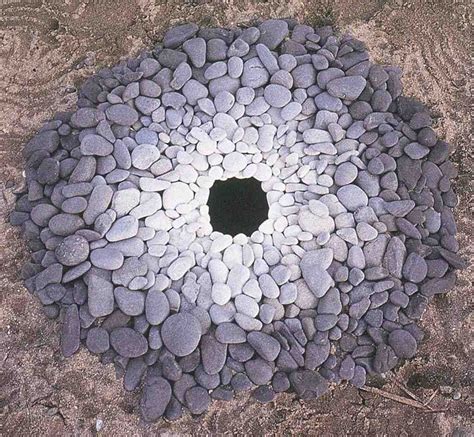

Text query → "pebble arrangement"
[11,19,465,422]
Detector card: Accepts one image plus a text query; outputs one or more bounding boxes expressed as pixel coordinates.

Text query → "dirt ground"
[0,0,472,435]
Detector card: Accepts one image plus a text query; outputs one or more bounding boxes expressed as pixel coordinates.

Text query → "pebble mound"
[11,19,465,422]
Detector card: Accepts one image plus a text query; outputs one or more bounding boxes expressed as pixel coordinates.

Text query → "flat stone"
[337,185,368,211]
[383,237,406,279]
[106,216,139,242]
[161,313,202,357]
[303,129,333,144]
[215,323,247,343]
[318,288,342,314]
[131,144,160,170]
[112,188,140,217]
[35,263,63,291]
[258,274,279,298]
[83,185,113,225]
[87,274,114,317]
[163,182,193,209]
[90,248,124,270]
[253,386,275,403]
[49,213,84,236]
[201,334,227,375]
[185,386,210,415]
[298,209,335,236]
[183,37,207,68]
[211,283,232,305]
[110,327,148,357]
[242,57,269,89]
[245,358,273,385]
[37,158,59,184]
[167,256,194,281]
[305,341,330,369]
[61,305,80,357]
[106,104,139,126]
[327,76,366,100]
[235,294,259,317]
[257,19,289,50]
[292,64,316,88]
[334,162,358,186]
[384,200,415,217]
[263,84,292,108]
[140,376,172,422]
[223,152,247,172]
[31,204,59,227]
[114,287,145,316]
[55,235,89,266]
[402,252,428,283]
[339,355,356,380]
[145,289,170,325]
[86,327,110,354]
[388,329,417,359]
[80,134,113,156]
[247,331,281,361]
[300,249,334,298]
[289,370,328,399]
[164,23,198,48]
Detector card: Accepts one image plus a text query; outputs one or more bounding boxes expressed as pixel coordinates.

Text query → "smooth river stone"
[337,184,369,211]
[161,313,202,357]
[300,249,335,298]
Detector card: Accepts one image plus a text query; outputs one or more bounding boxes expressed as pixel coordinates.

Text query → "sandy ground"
[0,0,472,435]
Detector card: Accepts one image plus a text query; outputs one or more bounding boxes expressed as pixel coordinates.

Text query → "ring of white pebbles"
[11,19,465,421]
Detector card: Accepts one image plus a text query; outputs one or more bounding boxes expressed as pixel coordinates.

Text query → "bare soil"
[0,1,472,435]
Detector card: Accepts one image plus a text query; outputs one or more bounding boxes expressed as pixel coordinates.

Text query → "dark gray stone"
[161,313,201,357]
[110,327,148,358]
[61,305,80,357]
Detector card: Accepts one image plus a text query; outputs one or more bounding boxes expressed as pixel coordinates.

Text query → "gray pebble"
[161,313,201,357]
[106,104,139,126]
[55,235,89,266]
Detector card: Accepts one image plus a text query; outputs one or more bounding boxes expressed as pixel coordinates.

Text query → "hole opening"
[207,177,269,237]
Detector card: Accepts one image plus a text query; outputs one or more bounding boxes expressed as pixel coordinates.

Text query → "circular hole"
[207,177,269,237]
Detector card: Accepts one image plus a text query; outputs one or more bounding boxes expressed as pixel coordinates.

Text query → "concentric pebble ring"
[11,19,465,421]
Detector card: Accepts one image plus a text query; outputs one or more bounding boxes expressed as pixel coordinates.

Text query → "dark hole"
[207,177,269,237]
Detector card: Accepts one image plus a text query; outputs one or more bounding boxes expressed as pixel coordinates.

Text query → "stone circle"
[10,19,465,422]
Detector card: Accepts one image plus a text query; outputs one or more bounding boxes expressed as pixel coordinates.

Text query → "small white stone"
[112,188,140,217]
[298,208,335,236]
[197,139,217,156]
[222,244,243,268]
[131,144,160,170]
[316,231,331,245]
[139,178,171,192]
[222,152,247,172]
[235,313,262,331]
[242,163,257,178]
[259,218,274,234]
[254,163,272,181]
[242,279,262,300]
[162,182,194,210]
[167,256,194,281]
[211,283,232,305]
[145,210,172,231]
[208,259,229,283]
[235,294,259,318]
[233,233,248,245]
[242,244,255,266]
[210,234,233,253]
[176,150,193,164]
[308,199,330,217]
[227,264,250,297]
